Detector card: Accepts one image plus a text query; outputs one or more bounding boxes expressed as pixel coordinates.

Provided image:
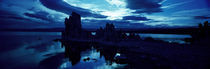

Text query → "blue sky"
[0,0,209,29]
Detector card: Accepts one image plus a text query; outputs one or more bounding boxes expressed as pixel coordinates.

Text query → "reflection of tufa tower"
[63,12,82,39]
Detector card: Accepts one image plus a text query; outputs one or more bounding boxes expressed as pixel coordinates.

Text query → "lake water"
[0,32,192,69]
[0,32,127,69]
[139,33,192,44]
[0,32,63,69]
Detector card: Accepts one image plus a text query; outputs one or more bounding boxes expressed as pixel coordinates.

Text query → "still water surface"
[0,32,191,69]
[0,32,126,69]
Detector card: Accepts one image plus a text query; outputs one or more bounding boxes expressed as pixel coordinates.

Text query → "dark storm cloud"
[0,20,64,29]
[24,11,51,21]
[83,19,130,24]
[0,10,13,15]
[82,19,129,27]
[194,16,210,19]
[0,10,32,21]
[0,16,64,29]
[133,8,163,14]
[82,19,151,29]
[125,0,163,13]
[123,16,151,21]
[39,0,107,18]
[0,9,62,29]
[206,0,210,7]
[0,15,32,21]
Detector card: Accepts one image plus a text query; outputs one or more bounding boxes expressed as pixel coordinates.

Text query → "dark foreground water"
[0,32,192,69]
[0,32,127,69]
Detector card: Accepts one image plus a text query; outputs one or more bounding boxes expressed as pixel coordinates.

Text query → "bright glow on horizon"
[63,0,134,20]
[105,0,127,7]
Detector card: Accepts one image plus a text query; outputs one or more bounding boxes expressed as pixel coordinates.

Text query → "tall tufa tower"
[63,12,82,39]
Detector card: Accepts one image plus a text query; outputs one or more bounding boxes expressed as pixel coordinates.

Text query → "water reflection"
[39,40,172,69]
[60,41,126,69]
[1,32,209,69]
[39,40,128,69]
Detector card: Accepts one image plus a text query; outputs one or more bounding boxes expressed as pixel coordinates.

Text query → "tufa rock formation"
[62,12,90,40]
[62,12,141,41]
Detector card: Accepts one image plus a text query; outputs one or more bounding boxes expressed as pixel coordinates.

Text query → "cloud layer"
[39,0,107,18]
[126,0,163,13]
[0,0,209,29]
[123,16,150,21]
